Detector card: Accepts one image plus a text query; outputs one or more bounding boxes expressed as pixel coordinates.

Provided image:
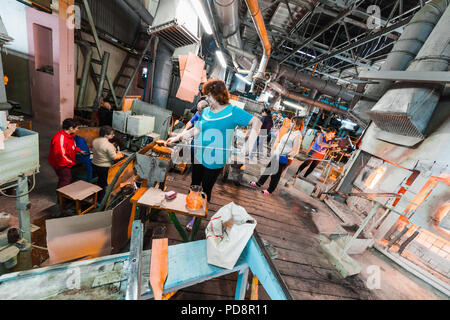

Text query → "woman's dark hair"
[100,125,114,137]
[292,116,304,131]
[62,118,79,130]
[202,79,230,105]
[325,127,337,133]
[263,108,271,116]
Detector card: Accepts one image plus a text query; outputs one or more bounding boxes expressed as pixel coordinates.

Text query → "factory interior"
[0,0,449,302]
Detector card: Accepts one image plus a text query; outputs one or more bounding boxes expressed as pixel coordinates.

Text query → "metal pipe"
[353,0,450,123]
[151,40,173,109]
[244,0,271,79]
[76,41,93,109]
[94,51,110,107]
[120,0,154,25]
[270,62,356,102]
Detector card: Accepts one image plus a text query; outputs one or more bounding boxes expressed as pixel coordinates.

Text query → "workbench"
[129,187,208,242]
[0,234,291,300]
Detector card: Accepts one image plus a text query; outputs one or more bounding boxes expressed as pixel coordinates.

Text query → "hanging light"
[216,50,227,68]
[235,73,252,85]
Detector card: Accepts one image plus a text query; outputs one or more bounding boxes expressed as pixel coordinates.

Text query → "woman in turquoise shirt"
[167,79,262,202]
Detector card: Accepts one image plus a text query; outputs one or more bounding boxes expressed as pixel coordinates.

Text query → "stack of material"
[176,53,207,103]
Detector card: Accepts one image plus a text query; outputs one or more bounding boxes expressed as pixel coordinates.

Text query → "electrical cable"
[0,174,36,198]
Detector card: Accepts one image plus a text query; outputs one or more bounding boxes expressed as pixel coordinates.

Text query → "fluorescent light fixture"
[281,46,316,59]
[235,73,252,85]
[190,0,213,35]
[297,50,316,59]
[215,50,227,68]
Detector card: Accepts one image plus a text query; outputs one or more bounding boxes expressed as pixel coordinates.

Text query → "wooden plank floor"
[143,171,373,300]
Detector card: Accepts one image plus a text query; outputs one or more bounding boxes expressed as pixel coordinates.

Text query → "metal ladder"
[79,0,119,109]
[108,31,154,108]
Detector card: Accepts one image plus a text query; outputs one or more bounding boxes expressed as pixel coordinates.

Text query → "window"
[33,24,53,75]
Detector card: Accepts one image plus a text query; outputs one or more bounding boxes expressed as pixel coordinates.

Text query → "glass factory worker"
[166,78,262,203]
[294,127,338,179]
[250,116,304,195]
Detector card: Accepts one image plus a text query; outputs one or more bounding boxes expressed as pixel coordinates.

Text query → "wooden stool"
[57,180,102,215]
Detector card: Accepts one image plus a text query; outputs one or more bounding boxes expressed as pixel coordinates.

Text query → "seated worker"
[294,127,338,179]
[92,126,124,201]
[97,96,113,127]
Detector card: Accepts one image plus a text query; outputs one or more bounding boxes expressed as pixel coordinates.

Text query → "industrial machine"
[112,99,172,152]
[0,125,39,275]
[0,17,39,275]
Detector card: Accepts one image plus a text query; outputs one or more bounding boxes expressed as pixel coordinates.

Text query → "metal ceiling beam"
[316,6,399,40]
[297,16,412,70]
[279,5,356,64]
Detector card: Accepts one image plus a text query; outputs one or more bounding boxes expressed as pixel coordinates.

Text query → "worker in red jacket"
[48,118,86,188]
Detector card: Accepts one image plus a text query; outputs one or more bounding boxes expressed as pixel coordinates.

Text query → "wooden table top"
[137,188,208,219]
[56,180,102,200]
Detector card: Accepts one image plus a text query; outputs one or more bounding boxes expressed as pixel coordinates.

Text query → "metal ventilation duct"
[269,62,355,102]
[213,0,254,74]
[352,0,450,124]
[148,0,200,48]
[368,5,450,145]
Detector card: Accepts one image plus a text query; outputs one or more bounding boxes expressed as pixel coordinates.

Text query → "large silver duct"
[119,0,154,25]
[151,39,173,109]
[213,0,254,74]
[269,62,356,102]
[367,4,450,146]
[352,0,450,124]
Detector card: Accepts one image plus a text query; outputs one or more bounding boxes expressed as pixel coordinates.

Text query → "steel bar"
[82,0,119,109]
[359,71,450,84]
[298,17,412,70]
[125,220,144,300]
[75,42,93,109]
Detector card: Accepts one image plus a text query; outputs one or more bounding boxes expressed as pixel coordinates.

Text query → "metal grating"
[367,112,425,139]
[148,20,200,48]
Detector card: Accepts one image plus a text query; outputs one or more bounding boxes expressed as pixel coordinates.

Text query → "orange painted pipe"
[245,0,271,77]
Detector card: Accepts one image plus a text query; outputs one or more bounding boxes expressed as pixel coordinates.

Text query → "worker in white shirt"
[250,117,303,195]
